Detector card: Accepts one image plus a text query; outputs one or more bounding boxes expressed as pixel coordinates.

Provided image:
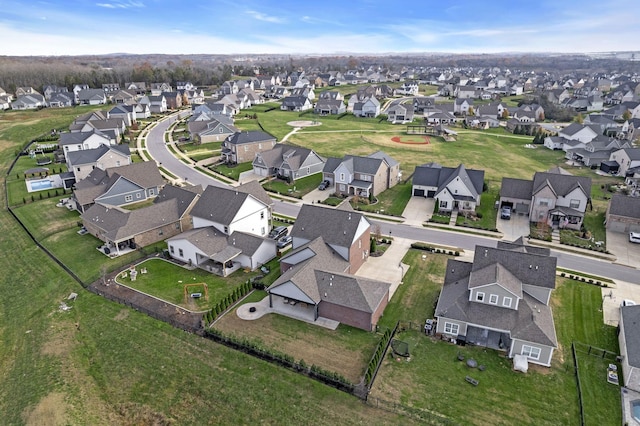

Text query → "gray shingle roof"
[66,144,130,166]
[532,171,592,198]
[291,204,369,250]
[190,184,269,226]
[59,131,109,147]
[225,131,276,145]
[154,184,203,217]
[621,305,640,368]
[500,177,534,199]
[413,163,484,197]
[608,194,640,219]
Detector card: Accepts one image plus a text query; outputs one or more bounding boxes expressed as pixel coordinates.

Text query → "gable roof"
[190,184,267,226]
[500,177,534,199]
[532,171,592,198]
[66,144,130,166]
[608,194,640,219]
[225,131,276,145]
[59,131,110,147]
[413,163,484,197]
[154,184,203,217]
[291,204,369,249]
[621,305,640,368]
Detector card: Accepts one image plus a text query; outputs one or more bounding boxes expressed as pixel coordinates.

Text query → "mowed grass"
[370,251,619,425]
[263,172,323,197]
[354,181,414,217]
[118,258,259,311]
[0,106,408,425]
[213,307,381,383]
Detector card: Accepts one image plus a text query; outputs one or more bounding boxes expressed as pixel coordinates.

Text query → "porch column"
[314,304,318,320]
[268,293,273,308]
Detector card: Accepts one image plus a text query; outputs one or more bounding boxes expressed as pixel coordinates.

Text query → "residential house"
[108,104,137,127]
[58,131,113,158]
[77,89,107,105]
[72,84,89,103]
[318,91,344,101]
[290,86,315,100]
[387,102,415,123]
[565,136,630,167]
[352,96,381,118]
[435,239,558,367]
[112,89,137,104]
[499,168,591,230]
[81,184,200,255]
[66,144,131,181]
[43,85,69,99]
[11,94,46,110]
[189,183,272,238]
[15,87,39,97]
[412,163,485,212]
[288,204,371,273]
[167,227,276,277]
[267,235,390,331]
[605,194,640,233]
[176,81,195,91]
[413,97,437,115]
[618,305,640,392]
[221,131,277,164]
[453,98,473,115]
[609,148,640,176]
[146,95,167,113]
[72,161,165,213]
[252,143,325,181]
[280,95,312,112]
[134,103,150,119]
[323,151,400,198]
[102,83,120,94]
[396,81,419,96]
[150,83,172,96]
[162,92,183,110]
[125,82,147,95]
[187,113,238,143]
[313,99,345,115]
[47,92,74,108]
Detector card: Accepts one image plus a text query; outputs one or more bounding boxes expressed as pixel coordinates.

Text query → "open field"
[0,107,406,425]
[370,250,621,425]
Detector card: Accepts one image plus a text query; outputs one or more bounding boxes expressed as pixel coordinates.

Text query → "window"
[125,195,133,202]
[224,226,229,234]
[116,161,121,166]
[169,245,174,254]
[178,248,183,257]
[136,193,141,199]
[339,184,346,191]
[339,173,345,181]
[440,200,448,208]
[476,292,485,302]
[175,223,180,229]
[444,322,459,335]
[258,143,262,149]
[244,146,248,152]
[503,297,512,308]
[489,294,498,305]
[522,345,541,360]
[260,211,264,219]
[570,199,580,209]
[261,227,265,235]
[358,240,361,248]
[158,230,163,236]
[149,189,154,196]
[539,199,549,206]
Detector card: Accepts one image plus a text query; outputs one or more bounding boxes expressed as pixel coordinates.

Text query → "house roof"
[154,184,203,217]
[291,204,369,249]
[412,163,484,197]
[254,143,320,173]
[59,131,110,147]
[236,180,273,207]
[468,263,524,299]
[608,194,640,219]
[621,305,640,368]
[225,131,276,145]
[168,226,268,259]
[190,184,268,226]
[532,171,592,198]
[500,177,534,199]
[66,144,130,166]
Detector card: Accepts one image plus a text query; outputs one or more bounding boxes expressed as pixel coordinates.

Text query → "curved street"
[143,113,640,285]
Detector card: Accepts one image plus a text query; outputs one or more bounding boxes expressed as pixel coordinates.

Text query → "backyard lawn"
[369,250,621,425]
[262,173,323,197]
[209,161,254,181]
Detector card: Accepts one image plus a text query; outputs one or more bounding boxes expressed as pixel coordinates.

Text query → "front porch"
[548,206,584,230]
[348,180,373,198]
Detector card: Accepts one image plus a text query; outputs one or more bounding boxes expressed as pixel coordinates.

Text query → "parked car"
[629,232,640,243]
[276,235,293,249]
[622,299,637,307]
[500,206,511,220]
[318,180,331,190]
[268,226,288,240]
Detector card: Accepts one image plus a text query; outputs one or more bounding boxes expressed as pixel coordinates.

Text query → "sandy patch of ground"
[23,392,70,426]
[286,120,322,127]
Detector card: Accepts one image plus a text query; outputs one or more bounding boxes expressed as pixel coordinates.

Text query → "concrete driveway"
[606,230,640,268]
[356,237,412,299]
[496,212,530,241]
[302,187,332,204]
[402,196,434,226]
[601,280,640,327]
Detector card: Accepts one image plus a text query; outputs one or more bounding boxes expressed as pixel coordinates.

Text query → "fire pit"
[249,306,257,313]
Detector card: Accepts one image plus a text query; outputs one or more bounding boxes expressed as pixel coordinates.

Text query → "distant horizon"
[2,0,637,56]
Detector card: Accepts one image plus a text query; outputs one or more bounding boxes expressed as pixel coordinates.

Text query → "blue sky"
[0,0,637,56]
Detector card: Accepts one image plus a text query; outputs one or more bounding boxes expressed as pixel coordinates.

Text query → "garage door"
[413,188,425,197]
[427,190,436,197]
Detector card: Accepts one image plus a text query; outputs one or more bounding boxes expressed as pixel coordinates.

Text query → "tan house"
[66,144,131,181]
[323,151,400,198]
[221,131,277,164]
[605,194,640,233]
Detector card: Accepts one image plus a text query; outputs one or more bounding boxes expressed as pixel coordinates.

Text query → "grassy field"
[0,107,405,425]
[209,161,254,180]
[352,181,413,216]
[263,172,322,197]
[369,250,620,425]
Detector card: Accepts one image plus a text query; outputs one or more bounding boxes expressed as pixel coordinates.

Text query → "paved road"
[144,115,640,285]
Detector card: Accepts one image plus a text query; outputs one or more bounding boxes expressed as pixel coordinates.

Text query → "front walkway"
[236,295,339,330]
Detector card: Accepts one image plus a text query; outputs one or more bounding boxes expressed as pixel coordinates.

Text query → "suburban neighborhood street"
[144,115,640,285]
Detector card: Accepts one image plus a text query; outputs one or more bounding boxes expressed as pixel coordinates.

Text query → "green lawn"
[209,161,254,181]
[263,173,322,197]
[370,250,620,425]
[118,258,259,311]
[352,182,413,216]
[456,185,499,231]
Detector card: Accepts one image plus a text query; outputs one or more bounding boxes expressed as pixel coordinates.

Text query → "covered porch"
[196,247,242,277]
[97,238,137,258]
[348,180,373,198]
[465,326,511,351]
[548,206,584,230]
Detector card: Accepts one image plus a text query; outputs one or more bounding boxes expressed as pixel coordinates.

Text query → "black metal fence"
[365,395,458,425]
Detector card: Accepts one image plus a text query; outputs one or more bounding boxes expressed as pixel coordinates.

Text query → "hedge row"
[410,242,460,256]
[203,280,253,325]
[559,272,607,287]
[364,326,394,387]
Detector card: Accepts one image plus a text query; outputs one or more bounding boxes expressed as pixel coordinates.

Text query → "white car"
[630,232,640,243]
[622,299,637,307]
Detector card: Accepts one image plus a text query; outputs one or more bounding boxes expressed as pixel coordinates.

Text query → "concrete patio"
[236,295,339,330]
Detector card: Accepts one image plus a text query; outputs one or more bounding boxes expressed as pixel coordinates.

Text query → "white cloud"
[96,1,144,9]
[246,10,284,23]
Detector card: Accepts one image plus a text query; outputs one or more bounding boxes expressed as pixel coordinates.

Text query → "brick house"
[221,131,277,164]
[323,151,400,198]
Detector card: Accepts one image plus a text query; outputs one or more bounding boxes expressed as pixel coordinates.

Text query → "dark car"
[276,235,293,249]
[268,226,288,240]
[500,206,511,220]
[318,180,331,190]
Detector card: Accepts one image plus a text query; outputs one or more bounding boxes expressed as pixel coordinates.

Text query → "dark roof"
[66,144,130,166]
[59,131,109,146]
[532,171,592,198]
[291,204,369,250]
[190,184,268,226]
[500,177,534,199]
[413,163,484,196]
[225,131,276,145]
[608,194,640,219]
[154,184,203,217]
[621,305,640,368]
[322,157,343,173]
